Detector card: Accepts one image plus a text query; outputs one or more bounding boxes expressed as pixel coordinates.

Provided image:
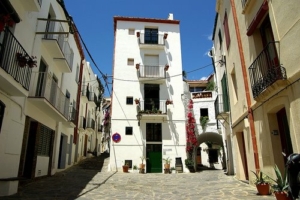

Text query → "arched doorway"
[197,132,225,169]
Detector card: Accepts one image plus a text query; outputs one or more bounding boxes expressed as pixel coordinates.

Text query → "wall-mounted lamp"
[136,113,142,126]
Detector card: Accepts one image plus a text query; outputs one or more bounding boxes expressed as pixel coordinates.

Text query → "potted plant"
[139,156,148,174]
[268,165,292,200]
[163,33,168,39]
[200,116,209,132]
[27,56,37,68]
[251,170,271,195]
[136,32,140,37]
[135,63,140,70]
[164,64,169,71]
[135,98,140,105]
[185,158,195,173]
[166,99,173,105]
[163,157,172,174]
[16,53,28,67]
[132,165,139,173]
[122,162,129,173]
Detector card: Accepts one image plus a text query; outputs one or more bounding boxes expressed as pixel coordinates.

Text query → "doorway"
[236,131,249,180]
[146,123,162,173]
[58,133,67,169]
[144,84,160,111]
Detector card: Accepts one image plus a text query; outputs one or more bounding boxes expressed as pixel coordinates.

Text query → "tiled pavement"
[2,154,276,200]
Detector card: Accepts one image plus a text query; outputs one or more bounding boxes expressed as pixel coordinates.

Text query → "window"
[0,100,5,132]
[75,64,79,83]
[146,123,162,142]
[223,11,231,49]
[231,67,238,103]
[37,125,53,156]
[218,29,223,49]
[124,160,132,168]
[144,28,158,44]
[125,127,133,135]
[221,74,230,112]
[127,58,134,66]
[200,108,208,118]
[128,29,135,35]
[126,97,133,105]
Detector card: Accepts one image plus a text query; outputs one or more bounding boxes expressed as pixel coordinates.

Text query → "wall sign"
[112,133,121,143]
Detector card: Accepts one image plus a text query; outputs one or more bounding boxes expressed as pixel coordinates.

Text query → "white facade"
[111,15,188,173]
[0,0,100,196]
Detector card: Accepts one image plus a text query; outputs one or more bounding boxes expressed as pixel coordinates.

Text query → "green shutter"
[221,74,230,112]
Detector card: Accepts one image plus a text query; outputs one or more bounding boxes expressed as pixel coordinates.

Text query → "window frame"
[125,127,133,135]
[0,100,5,132]
[223,11,231,50]
[126,97,133,105]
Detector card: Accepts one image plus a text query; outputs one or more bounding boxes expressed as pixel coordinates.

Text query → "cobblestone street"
[2,154,275,200]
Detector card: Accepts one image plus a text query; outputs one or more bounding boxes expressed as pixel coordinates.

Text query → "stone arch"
[197,132,223,146]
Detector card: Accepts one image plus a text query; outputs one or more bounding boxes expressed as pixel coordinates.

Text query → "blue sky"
[64,0,216,96]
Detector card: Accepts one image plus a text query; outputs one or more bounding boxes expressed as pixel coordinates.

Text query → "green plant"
[140,156,148,164]
[251,170,270,185]
[200,116,209,130]
[185,158,194,167]
[133,165,138,170]
[206,80,216,91]
[162,157,172,164]
[268,165,289,192]
[171,167,176,170]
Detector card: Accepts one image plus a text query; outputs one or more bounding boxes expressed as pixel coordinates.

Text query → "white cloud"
[207,34,212,40]
[200,76,207,80]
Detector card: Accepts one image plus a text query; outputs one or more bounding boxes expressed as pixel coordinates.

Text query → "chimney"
[168,13,173,20]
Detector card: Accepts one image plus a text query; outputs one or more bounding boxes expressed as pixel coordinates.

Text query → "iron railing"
[138,33,165,45]
[0,28,32,90]
[79,116,86,129]
[138,65,166,78]
[248,41,286,98]
[68,106,76,123]
[86,117,95,130]
[214,94,230,118]
[42,20,73,71]
[81,85,88,97]
[139,99,167,114]
[29,72,69,119]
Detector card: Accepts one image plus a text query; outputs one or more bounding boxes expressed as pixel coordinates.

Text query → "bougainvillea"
[186,99,198,153]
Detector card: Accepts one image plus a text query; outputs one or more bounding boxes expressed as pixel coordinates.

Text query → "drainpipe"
[229,0,260,172]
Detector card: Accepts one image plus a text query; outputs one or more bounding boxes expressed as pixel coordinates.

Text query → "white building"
[0,0,101,196]
[110,14,188,173]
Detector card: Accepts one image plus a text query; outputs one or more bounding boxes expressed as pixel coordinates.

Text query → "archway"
[197,132,225,169]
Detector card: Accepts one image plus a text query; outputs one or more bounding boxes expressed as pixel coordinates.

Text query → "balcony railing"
[86,117,95,130]
[248,41,286,98]
[68,106,76,123]
[191,91,212,99]
[0,28,32,91]
[138,65,166,79]
[29,72,69,119]
[138,33,165,46]
[139,100,167,114]
[214,94,230,119]
[79,116,86,130]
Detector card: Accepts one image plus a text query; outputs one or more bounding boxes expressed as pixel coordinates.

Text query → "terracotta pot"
[255,184,270,195]
[274,192,292,200]
[122,165,129,173]
[163,33,168,39]
[164,164,170,169]
[139,163,145,169]
[136,32,140,37]
[164,65,169,71]
[136,64,140,70]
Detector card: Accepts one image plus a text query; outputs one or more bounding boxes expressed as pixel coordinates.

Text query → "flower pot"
[136,64,140,70]
[136,32,140,37]
[139,163,145,169]
[255,183,270,195]
[164,65,169,71]
[274,192,292,200]
[187,165,195,173]
[135,100,140,104]
[163,33,168,39]
[122,165,129,173]
[164,164,170,169]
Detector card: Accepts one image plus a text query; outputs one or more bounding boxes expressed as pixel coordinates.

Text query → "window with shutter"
[221,74,230,112]
[223,11,231,49]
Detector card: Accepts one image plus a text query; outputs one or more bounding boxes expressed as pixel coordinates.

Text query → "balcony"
[138,100,167,120]
[87,90,97,107]
[86,117,95,132]
[214,94,230,120]
[81,85,89,102]
[38,19,72,73]
[28,72,69,121]
[137,32,166,49]
[138,65,166,83]
[62,105,77,128]
[191,91,213,100]
[78,116,86,131]
[0,28,33,96]
[19,0,41,12]
[248,42,286,99]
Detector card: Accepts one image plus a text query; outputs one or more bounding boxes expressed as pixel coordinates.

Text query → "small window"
[200,108,208,118]
[126,97,133,105]
[75,64,79,83]
[223,11,231,49]
[128,29,135,35]
[124,160,132,168]
[0,100,5,132]
[125,127,133,135]
[127,58,134,66]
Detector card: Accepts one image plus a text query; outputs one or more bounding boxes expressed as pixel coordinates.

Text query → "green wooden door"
[146,144,162,173]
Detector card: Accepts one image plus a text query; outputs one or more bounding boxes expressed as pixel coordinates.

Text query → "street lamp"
[136,113,142,126]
